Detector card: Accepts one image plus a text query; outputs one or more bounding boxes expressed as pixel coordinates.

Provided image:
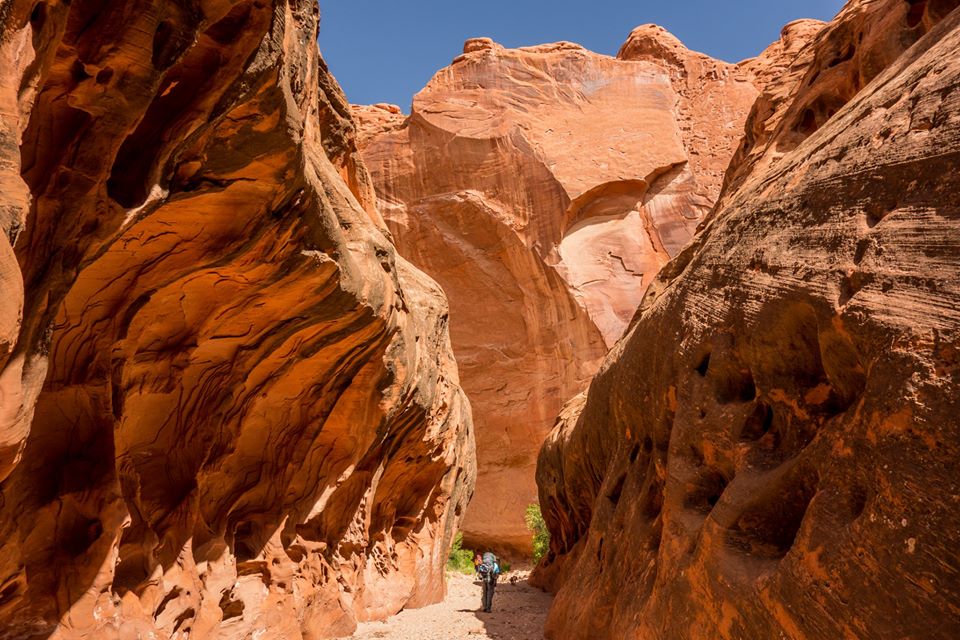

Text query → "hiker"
[473,553,483,577]
[477,551,501,613]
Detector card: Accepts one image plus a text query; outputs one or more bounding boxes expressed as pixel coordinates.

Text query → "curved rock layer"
[355,31,763,554]
[535,2,960,638]
[719,0,959,210]
[0,1,475,638]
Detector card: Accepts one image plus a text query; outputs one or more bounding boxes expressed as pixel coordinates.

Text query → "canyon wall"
[534,1,960,638]
[355,30,765,554]
[0,1,474,638]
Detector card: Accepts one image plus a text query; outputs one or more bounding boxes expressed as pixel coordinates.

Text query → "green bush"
[525,502,550,563]
[447,532,475,574]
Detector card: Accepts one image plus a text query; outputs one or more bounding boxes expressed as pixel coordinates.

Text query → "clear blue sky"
[319,0,845,109]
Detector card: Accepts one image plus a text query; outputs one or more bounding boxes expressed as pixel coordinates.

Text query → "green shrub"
[500,560,511,572]
[525,502,550,563]
[447,532,475,574]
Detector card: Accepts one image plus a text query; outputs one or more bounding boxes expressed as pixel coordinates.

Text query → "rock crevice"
[355,28,766,552]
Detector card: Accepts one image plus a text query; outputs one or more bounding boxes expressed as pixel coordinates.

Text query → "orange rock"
[618,23,774,204]
[0,1,474,638]
[0,0,42,487]
[534,2,960,638]
[356,29,765,554]
[718,0,957,213]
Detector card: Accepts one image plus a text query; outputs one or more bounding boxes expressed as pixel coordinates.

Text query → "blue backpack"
[480,552,500,582]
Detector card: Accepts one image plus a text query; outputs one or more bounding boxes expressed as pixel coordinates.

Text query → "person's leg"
[489,580,496,612]
[481,581,489,611]
[483,580,493,611]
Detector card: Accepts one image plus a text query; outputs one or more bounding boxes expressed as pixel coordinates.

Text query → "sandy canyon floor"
[352,572,553,639]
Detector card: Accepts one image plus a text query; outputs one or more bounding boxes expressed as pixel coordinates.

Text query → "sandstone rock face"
[719,0,958,210]
[617,24,776,207]
[534,3,960,638]
[355,31,760,554]
[0,1,36,488]
[0,1,474,638]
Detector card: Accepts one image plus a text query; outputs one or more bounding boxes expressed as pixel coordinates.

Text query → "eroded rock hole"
[838,272,868,306]
[740,402,774,442]
[108,41,222,207]
[155,586,182,616]
[21,105,93,193]
[695,351,711,377]
[284,544,306,564]
[607,472,626,505]
[30,2,45,29]
[391,516,417,543]
[819,328,866,415]
[850,68,862,92]
[865,199,897,227]
[750,303,826,393]
[827,45,856,68]
[206,3,253,44]
[643,480,664,519]
[152,21,178,68]
[0,582,18,607]
[729,472,818,559]
[172,608,195,634]
[109,4,257,207]
[684,468,729,513]
[714,366,756,404]
[796,94,848,137]
[218,591,245,620]
[64,517,103,557]
[628,443,641,464]
[799,108,818,135]
[113,551,150,596]
[232,521,258,562]
[70,60,92,82]
[906,0,928,28]
[847,484,870,521]
[646,516,663,551]
[853,238,871,265]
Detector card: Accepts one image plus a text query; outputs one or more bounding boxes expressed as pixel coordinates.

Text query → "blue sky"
[319,0,845,109]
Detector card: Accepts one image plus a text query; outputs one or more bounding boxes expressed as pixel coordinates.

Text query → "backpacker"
[481,552,500,583]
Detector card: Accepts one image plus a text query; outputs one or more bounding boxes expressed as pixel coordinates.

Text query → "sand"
[351,571,553,639]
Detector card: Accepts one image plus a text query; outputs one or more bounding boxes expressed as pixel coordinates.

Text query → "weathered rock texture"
[534,1,960,638]
[719,0,959,211]
[355,31,763,554]
[0,1,474,638]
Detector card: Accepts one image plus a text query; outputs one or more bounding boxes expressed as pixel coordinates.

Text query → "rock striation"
[719,0,959,211]
[534,1,960,638]
[0,1,474,638]
[355,29,764,554]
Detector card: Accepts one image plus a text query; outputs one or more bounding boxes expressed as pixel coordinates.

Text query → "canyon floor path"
[353,572,553,639]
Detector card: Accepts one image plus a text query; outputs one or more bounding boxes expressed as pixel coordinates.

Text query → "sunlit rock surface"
[719,0,958,212]
[355,29,763,554]
[0,1,474,638]
[534,2,960,638]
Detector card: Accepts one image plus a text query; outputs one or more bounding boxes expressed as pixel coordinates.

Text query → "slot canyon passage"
[0,1,957,640]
